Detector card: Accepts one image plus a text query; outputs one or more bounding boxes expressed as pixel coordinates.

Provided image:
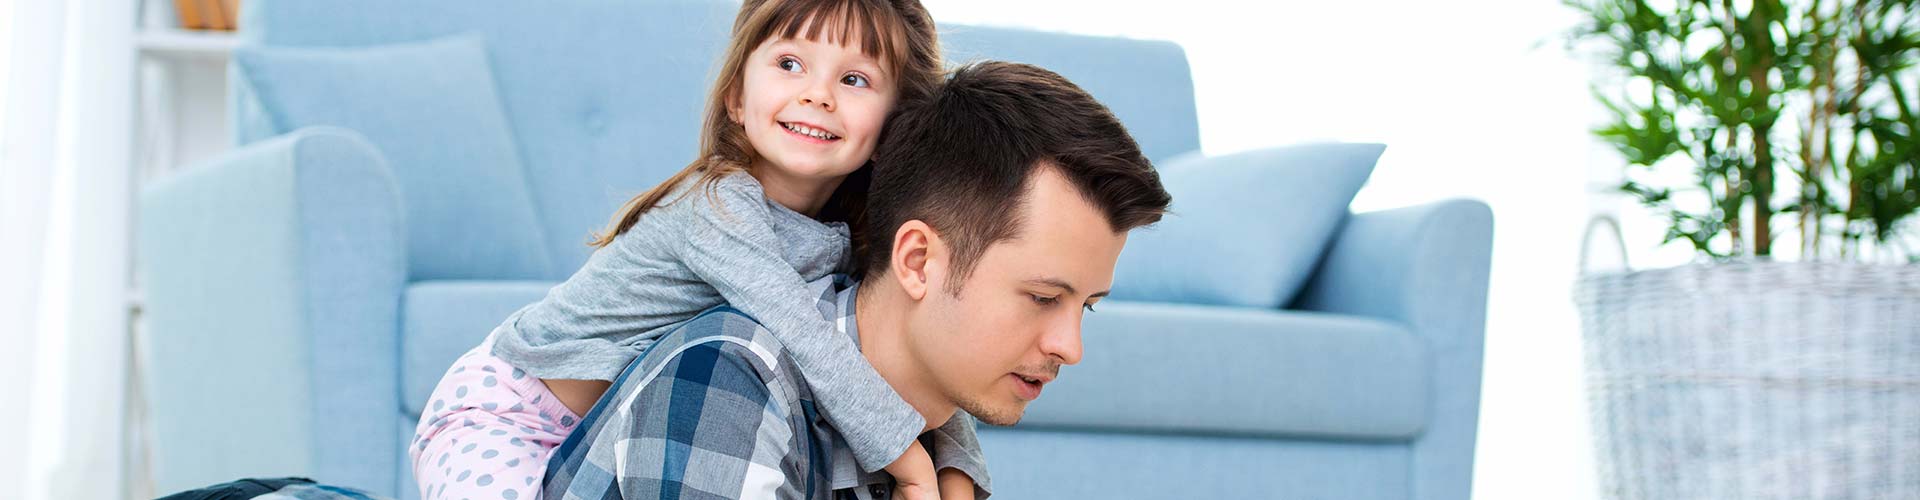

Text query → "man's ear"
[891,220,942,301]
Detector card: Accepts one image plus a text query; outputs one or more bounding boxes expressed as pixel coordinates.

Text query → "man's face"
[904,166,1128,426]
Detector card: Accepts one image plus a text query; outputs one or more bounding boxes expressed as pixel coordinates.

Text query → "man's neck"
[853,280,957,432]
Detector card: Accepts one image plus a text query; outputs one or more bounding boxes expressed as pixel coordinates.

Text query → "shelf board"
[136,28,239,61]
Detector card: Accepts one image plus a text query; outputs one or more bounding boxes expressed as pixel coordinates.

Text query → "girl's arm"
[938,467,976,500]
[926,415,990,499]
[675,183,924,473]
[890,441,941,500]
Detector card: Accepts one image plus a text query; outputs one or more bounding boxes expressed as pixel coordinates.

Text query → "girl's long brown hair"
[587,0,941,248]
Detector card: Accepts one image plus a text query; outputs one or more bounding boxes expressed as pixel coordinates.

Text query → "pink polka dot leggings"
[410,333,582,500]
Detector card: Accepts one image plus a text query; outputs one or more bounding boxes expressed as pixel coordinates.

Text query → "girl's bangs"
[762,0,905,73]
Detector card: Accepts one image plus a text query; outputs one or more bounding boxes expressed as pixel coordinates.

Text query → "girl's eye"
[1030,295,1059,306]
[778,57,802,73]
[841,73,870,88]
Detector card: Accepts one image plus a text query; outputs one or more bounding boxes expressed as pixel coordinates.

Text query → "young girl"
[409,1,984,499]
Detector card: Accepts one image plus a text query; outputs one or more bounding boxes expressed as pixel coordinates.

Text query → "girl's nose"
[798,80,834,111]
[799,96,834,111]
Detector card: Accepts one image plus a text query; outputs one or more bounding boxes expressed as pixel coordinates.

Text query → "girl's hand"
[936,467,975,500]
[892,478,941,500]
[884,441,941,500]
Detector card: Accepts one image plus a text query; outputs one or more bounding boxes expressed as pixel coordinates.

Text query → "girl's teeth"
[784,123,836,140]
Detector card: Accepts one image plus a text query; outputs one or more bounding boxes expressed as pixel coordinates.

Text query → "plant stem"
[1747,1,1778,256]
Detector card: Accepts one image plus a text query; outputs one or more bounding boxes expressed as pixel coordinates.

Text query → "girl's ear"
[891,220,943,301]
[725,88,744,125]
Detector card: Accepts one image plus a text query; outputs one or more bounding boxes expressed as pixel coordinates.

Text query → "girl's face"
[732,34,897,184]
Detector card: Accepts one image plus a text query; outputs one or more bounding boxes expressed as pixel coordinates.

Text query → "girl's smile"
[734,36,896,183]
[778,120,842,143]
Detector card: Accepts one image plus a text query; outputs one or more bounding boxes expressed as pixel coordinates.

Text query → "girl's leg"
[411,335,583,500]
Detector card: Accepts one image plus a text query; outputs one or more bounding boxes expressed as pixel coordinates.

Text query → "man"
[543,61,1173,500]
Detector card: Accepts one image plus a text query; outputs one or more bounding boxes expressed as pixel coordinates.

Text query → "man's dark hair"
[856,61,1172,288]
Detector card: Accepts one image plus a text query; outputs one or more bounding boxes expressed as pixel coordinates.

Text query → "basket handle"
[1580,214,1630,274]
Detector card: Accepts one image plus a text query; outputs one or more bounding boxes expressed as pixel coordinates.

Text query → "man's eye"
[1030,295,1058,306]
[1082,303,1097,313]
[778,57,802,73]
[842,73,869,88]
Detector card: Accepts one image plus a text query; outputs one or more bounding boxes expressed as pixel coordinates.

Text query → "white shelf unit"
[131,27,234,183]
[135,28,240,62]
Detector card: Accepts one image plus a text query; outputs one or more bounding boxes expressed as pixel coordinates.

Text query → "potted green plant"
[1565,0,1919,498]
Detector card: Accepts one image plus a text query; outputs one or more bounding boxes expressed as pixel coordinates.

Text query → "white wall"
[0,0,38,497]
[922,1,1610,498]
[3,1,138,499]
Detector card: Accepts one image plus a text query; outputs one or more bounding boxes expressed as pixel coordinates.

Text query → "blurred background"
[16,0,1893,498]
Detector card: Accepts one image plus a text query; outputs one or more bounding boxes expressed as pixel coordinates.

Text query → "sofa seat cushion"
[400,286,1431,441]
[400,280,558,417]
[1016,300,1430,440]
[975,427,1412,500]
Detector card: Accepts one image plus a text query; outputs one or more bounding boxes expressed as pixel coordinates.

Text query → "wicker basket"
[1574,260,1920,499]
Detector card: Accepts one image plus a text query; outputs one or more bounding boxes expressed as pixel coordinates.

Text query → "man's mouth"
[1011,372,1052,401]
[1014,366,1056,386]
[779,121,839,141]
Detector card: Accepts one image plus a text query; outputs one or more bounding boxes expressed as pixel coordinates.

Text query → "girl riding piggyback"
[410,1,983,499]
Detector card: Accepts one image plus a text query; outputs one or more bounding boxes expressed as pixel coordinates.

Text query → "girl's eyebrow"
[764,38,800,51]
[843,51,889,77]
[851,58,887,78]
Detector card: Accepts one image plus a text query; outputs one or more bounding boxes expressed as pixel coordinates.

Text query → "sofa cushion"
[1110,143,1384,308]
[400,286,1428,440]
[234,34,553,281]
[940,26,1200,164]
[235,0,737,275]
[238,1,1206,276]
[976,428,1412,500]
[400,280,557,417]
[1018,300,1429,440]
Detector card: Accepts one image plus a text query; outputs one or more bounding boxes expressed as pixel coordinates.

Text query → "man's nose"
[1040,313,1084,366]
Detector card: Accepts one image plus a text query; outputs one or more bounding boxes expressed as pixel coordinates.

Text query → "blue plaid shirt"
[542,276,990,500]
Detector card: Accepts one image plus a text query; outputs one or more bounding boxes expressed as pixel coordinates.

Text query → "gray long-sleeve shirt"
[489,171,929,471]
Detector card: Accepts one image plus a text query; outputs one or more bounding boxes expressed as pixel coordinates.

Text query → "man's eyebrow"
[1024,277,1111,299]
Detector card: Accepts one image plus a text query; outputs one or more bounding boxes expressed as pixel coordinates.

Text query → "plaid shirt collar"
[810,275,900,495]
[806,273,862,347]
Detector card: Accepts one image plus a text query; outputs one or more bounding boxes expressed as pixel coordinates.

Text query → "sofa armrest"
[139,126,406,494]
[1290,198,1493,500]
[1293,199,1494,351]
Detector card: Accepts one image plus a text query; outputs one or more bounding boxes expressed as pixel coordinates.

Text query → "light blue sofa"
[138,1,1493,499]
